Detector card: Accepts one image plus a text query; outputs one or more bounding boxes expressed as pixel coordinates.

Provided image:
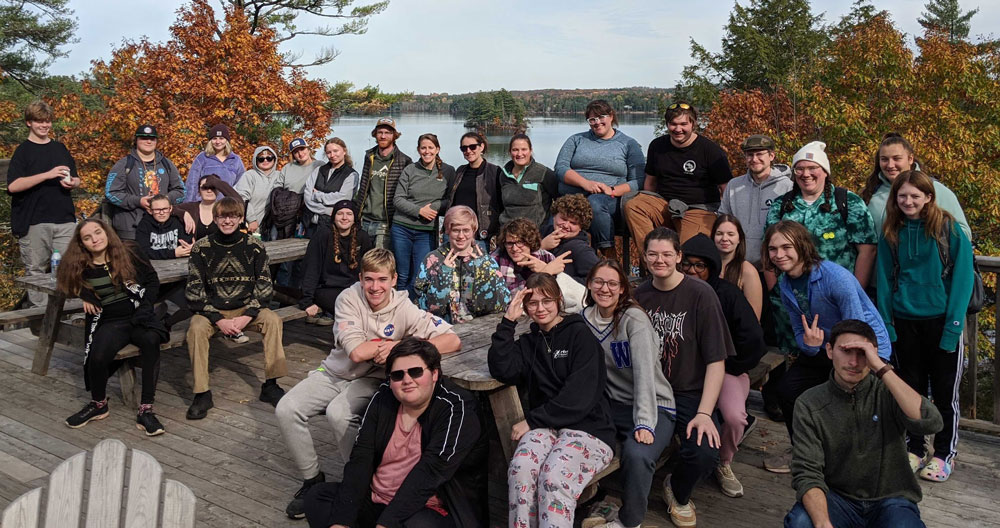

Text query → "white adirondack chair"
[1,438,196,528]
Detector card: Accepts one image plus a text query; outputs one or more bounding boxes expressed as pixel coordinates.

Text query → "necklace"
[541,333,553,355]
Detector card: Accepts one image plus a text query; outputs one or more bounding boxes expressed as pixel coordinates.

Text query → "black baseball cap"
[135,124,158,138]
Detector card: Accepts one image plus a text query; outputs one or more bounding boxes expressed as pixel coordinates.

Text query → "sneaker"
[764,446,792,474]
[259,380,286,406]
[662,477,696,527]
[226,332,250,344]
[305,315,334,326]
[286,472,325,519]
[186,391,214,420]
[136,409,165,436]
[715,463,744,498]
[908,452,927,473]
[581,500,619,528]
[739,414,758,445]
[918,457,953,482]
[66,400,109,428]
[764,400,785,422]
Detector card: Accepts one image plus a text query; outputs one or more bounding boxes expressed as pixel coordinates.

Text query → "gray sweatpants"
[18,222,75,307]
[275,368,382,480]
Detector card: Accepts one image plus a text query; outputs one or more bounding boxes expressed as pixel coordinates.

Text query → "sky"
[46,0,1000,95]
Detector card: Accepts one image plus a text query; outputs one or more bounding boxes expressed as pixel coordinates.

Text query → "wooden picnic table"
[14,238,310,377]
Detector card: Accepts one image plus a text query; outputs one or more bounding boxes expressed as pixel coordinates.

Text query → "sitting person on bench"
[580,259,676,528]
[539,194,600,284]
[303,337,487,528]
[680,234,766,499]
[277,248,461,520]
[184,197,287,420]
[784,319,942,528]
[298,199,372,326]
[489,272,615,528]
[57,218,168,436]
[414,205,510,323]
[136,193,194,328]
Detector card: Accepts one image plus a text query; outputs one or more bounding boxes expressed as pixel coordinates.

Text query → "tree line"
[398,87,671,116]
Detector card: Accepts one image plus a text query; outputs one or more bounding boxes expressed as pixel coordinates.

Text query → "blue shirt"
[554,129,645,195]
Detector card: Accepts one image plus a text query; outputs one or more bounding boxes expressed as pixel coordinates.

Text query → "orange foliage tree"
[54,0,331,213]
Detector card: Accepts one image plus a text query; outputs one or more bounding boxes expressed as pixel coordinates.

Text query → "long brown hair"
[861,133,917,202]
[523,272,564,315]
[882,170,953,248]
[584,259,640,333]
[325,137,353,168]
[762,220,822,275]
[57,218,137,297]
[713,214,747,287]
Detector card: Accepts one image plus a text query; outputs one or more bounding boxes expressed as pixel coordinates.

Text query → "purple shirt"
[184,151,246,202]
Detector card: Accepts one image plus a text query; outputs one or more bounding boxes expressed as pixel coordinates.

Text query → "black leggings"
[310,286,346,315]
[305,481,455,528]
[85,317,163,405]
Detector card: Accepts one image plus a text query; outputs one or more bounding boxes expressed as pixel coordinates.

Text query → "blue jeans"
[360,219,389,249]
[587,192,621,249]
[390,224,435,295]
[784,491,924,528]
[610,402,676,527]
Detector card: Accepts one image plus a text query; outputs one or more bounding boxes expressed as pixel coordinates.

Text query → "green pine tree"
[918,0,979,43]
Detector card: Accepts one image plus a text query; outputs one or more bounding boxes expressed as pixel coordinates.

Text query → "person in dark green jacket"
[875,170,974,483]
[785,319,942,528]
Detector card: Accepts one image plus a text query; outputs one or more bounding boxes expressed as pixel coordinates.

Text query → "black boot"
[286,471,325,519]
[186,390,214,420]
[259,378,285,406]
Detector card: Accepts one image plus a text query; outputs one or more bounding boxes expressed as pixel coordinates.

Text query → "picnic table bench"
[13,238,310,377]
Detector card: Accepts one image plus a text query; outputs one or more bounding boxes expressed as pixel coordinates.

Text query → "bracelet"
[875,362,894,379]
[697,411,712,418]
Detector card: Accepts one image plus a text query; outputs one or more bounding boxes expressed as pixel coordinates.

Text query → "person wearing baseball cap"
[354,117,413,249]
[271,137,325,289]
[183,123,246,202]
[104,123,184,240]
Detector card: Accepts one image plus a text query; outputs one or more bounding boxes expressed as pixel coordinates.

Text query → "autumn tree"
[223,0,390,66]
[918,0,979,43]
[53,0,331,212]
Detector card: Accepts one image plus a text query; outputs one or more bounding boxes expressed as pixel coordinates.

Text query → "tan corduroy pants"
[186,307,287,393]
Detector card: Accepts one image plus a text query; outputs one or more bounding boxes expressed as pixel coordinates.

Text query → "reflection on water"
[327,113,661,169]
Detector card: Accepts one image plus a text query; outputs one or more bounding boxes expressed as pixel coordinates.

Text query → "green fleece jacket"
[392,161,456,231]
[875,218,975,351]
[791,372,942,504]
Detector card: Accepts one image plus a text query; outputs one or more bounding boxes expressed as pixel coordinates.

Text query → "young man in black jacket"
[304,337,486,528]
[137,194,195,328]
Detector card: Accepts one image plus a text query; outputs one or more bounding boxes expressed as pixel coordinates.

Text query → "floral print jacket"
[415,243,511,323]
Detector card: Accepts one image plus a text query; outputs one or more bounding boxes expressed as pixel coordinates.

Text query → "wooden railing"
[963,255,1000,431]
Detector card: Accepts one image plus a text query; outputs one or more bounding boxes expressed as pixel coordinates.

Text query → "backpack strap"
[834,186,849,227]
[124,155,136,175]
[938,218,953,279]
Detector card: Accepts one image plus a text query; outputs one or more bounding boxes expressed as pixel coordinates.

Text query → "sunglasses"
[680,260,708,272]
[459,143,480,152]
[200,186,215,191]
[256,156,275,162]
[668,103,692,110]
[389,366,427,382]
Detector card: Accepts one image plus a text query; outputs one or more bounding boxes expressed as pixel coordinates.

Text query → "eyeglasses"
[586,114,610,124]
[644,251,677,261]
[151,207,171,214]
[389,366,427,382]
[256,156,275,163]
[680,260,708,272]
[459,143,480,152]
[590,278,621,290]
[215,214,241,220]
[668,103,692,110]
[525,298,558,310]
[504,240,527,249]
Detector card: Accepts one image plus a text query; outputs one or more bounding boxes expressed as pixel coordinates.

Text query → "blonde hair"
[444,205,478,233]
[361,247,396,276]
[325,137,353,168]
[204,138,233,157]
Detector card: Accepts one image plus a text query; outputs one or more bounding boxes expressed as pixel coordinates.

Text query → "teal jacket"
[875,218,975,351]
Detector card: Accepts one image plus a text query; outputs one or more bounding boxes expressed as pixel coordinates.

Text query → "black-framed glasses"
[459,143,480,152]
[151,207,171,214]
[504,239,527,249]
[680,260,708,272]
[256,156,275,162]
[668,103,692,110]
[586,114,610,124]
[389,366,427,382]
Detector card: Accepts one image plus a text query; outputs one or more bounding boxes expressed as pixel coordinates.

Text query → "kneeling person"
[277,248,461,519]
[784,320,943,528]
[185,197,287,419]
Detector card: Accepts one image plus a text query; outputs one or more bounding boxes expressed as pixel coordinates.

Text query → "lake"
[328,112,663,169]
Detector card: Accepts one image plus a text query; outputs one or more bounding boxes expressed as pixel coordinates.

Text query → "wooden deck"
[0,322,998,527]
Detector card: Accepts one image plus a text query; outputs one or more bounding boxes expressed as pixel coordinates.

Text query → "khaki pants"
[623,193,717,249]
[186,307,287,393]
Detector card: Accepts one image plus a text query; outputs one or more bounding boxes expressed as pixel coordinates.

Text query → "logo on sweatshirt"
[683,160,696,174]
[610,341,632,369]
[383,323,395,336]
[552,349,569,359]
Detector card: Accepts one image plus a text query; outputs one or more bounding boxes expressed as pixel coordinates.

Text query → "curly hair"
[550,194,593,231]
[499,218,542,254]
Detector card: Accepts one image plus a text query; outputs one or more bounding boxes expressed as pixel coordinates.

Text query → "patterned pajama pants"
[507,428,613,528]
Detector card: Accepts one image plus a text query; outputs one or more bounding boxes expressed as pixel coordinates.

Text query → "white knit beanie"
[792,141,831,176]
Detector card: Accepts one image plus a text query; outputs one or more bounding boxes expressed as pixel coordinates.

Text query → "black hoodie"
[542,227,600,284]
[681,234,766,376]
[489,313,616,450]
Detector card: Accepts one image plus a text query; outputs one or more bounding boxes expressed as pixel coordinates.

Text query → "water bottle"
[51,250,61,277]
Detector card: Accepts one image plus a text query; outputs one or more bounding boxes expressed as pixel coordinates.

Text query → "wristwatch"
[875,363,894,379]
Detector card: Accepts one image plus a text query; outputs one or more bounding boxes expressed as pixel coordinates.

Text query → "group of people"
[5,97,977,528]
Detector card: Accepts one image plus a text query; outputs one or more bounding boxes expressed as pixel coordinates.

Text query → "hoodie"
[105,149,185,240]
[866,172,971,241]
[718,164,793,265]
[543,227,600,284]
[184,151,245,202]
[488,313,616,451]
[680,234,766,376]
[234,146,280,226]
[320,282,455,380]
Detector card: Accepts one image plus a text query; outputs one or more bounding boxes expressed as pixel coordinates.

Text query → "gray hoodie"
[718,163,793,265]
[234,146,279,226]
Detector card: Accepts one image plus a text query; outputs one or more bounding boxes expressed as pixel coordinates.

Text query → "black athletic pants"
[775,357,831,441]
[310,286,347,316]
[304,481,455,528]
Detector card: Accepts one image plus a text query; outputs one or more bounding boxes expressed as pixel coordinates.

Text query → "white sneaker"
[715,463,744,498]
[662,477,696,527]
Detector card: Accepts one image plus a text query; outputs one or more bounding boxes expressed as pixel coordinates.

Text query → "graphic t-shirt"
[644,134,732,205]
[363,151,393,222]
[633,276,734,395]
